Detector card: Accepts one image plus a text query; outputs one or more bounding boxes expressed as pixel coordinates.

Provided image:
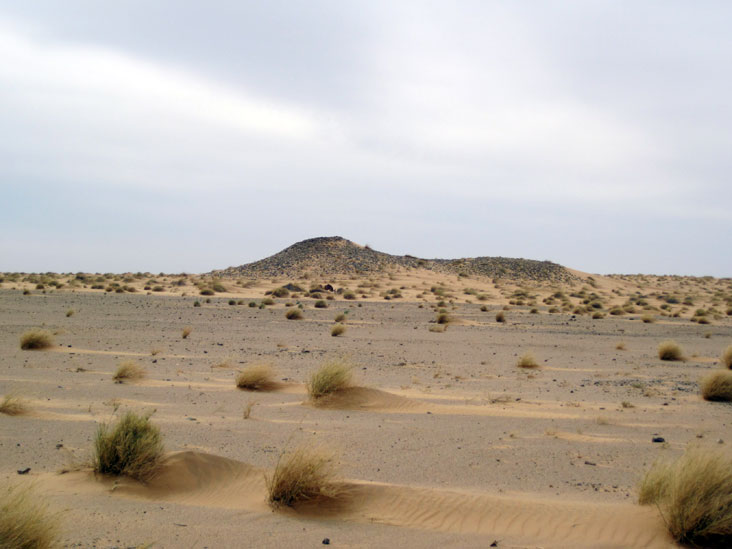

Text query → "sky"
[1,1,730,276]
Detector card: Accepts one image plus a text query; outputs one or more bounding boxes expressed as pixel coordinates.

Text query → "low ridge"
[215,236,578,283]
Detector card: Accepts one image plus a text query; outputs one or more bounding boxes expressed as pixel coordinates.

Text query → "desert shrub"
[495,312,505,323]
[314,300,328,309]
[182,327,192,339]
[261,298,275,306]
[200,288,214,296]
[228,299,236,305]
[334,313,346,323]
[342,290,356,300]
[638,447,732,546]
[530,308,539,314]
[266,446,342,508]
[722,345,732,369]
[19,330,54,350]
[658,340,684,361]
[113,360,145,383]
[235,364,275,390]
[641,314,655,323]
[212,282,227,293]
[193,300,201,307]
[0,483,61,549]
[331,324,346,337]
[152,286,164,292]
[516,353,540,368]
[436,313,451,325]
[592,312,605,319]
[248,301,257,308]
[285,308,303,320]
[308,361,352,400]
[0,395,28,416]
[480,305,488,312]
[272,287,289,298]
[93,412,164,482]
[65,309,74,318]
[609,307,625,316]
[700,371,732,402]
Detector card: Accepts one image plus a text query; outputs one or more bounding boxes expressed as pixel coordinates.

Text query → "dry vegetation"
[113,361,146,383]
[638,447,732,546]
[331,323,346,337]
[19,330,54,350]
[0,394,29,416]
[722,345,732,369]
[516,353,540,369]
[700,371,732,402]
[235,364,275,391]
[93,412,164,482]
[0,483,60,549]
[266,445,343,509]
[307,361,352,400]
[658,340,684,361]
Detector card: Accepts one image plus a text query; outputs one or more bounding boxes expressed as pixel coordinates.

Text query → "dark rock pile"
[214,236,578,283]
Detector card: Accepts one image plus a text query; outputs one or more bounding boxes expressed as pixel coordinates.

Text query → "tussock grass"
[0,395,29,416]
[308,361,352,400]
[181,327,192,339]
[0,483,61,549]
[235,364,275,391]
[495,311,505,323]
[331,323,346,337]
[285,308,303,320]
[113,361,146,383]
[93,412,164,482]
[19,330,54,350]
[641,314,655,323]
[700,370,732,402]
[722,345,732,369]
[638,447,732,546]
[516,353,540,369]
[266,446,343,509]
[658,340,684,361]
[334,313,346,323]
[436,312,452,325]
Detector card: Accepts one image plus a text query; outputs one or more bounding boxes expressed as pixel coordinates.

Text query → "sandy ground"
[1,274,731,548]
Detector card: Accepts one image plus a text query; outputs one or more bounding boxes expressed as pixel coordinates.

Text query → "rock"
[652,437,665,443]
[322,538,330,545]
[17,467,30,475]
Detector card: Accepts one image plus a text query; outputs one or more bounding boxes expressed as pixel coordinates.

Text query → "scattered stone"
[652,437,665,443]
[17,467,31,475]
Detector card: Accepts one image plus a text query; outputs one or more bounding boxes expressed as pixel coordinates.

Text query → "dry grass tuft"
[308,361,352,400]
[658,340,684,361]
[285,308,303,320]
[495,311,506,323]
[331,323,346,337]
[638,447,732,546]
[700,370,732,402]
[0,483,61,549]
[113,361,146,383]
[19,330,54,350]
[516,352,540,369]
[235,364,275,391]
[616,342,627,350]
[0,394,29,416]
[266,445,343,509]
[181,327,192,339]
[641,314,655,323]
[722,345,732,369]
[242,400,256,419]
[93,411,164,482]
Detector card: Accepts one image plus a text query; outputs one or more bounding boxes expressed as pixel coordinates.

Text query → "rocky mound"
[215,236,578,283]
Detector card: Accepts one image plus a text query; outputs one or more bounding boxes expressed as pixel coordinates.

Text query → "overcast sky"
[2,1,730,276]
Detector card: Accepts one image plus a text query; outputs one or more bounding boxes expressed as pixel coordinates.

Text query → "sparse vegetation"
[641,314,655,323]
[334,313,346,323]
[182,327,192,339]
[266,445,343,509]
[516,353,540,369]
[19,330,54,350]
[0,394,29,416]
[235,364,275,390]
[331,323,346,337]
[314,300,328,308]
[700,370,732,402]
[66,309,74,317]
[113,361,145,383]
[722,345,732,369]
[658,340,684,361]
[495,311,505,323]
[93,411,164,482]
[285,308,303,320]
[0,483,61,549]
[638,447,732,546]
[308,360,352,400]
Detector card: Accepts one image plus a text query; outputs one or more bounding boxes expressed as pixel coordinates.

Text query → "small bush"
[261,298,275,306]
[272,287,289,298]
[331,324,346,337]
[592,312,605,319]
[495,312,505,323]
[334,313,346,323]
[722,345,732,369]
[641,314,655,323]
[285,308,303,320]
[314,300,328,309]
[65,309,74,317]
[700,370,732,402]
[182,327,192,339]
[113,361,145,383]
[436,312,452,325]
[248,301,257,308]
[266,445,342,509]
[19,330,54,350]
[200,288,215,296]
[0,395,29,416]
[638,447,732,546]
[658,340,684,361]
[93,412,164,482]
[212,282,227,293]
[228,299,236,305]
[342,290,356,300]
[193,300,201,307]
[308,361,352,400]
[516,353,540,368]
[0,483,61,549]
[236,364,275,390]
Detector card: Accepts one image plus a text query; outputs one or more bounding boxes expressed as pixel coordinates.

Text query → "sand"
[1,269,731,547]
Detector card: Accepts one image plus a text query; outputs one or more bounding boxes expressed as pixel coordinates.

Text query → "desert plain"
[1,242,731,548]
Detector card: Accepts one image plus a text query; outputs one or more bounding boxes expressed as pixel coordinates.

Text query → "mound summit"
[215,237,578,283]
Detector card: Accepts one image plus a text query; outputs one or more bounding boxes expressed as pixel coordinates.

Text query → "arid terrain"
[1,238,731,548]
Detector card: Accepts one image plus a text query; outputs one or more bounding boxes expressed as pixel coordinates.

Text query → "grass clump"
[93,411,164,482]
[235,364,275,391]
[516,353,540,369]
[113,361,146,383]
[0,483,61,549]
[331,323,346,337]
[334,313,346,323]
[19,330,54,350]
[641,314,655,323]
[0,394,29,416]
[495,311,505,323]
[314,300,328,308]
[700,371,732,402]
[658,340,684,361]
[638,447,732,546]
[266,446,342,509]
[721,345,732,369]
[182,326,192,339]
[308,361,352,400]
[285,308,303,320]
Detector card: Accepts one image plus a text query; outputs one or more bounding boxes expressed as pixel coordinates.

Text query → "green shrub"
[0,483,60,548]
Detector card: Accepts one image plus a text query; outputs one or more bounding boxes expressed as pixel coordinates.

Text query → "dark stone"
[322,539,330,545]
[652,437,665,443]
[17,467,31,475]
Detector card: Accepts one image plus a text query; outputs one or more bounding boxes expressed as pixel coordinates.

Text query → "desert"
[1,237,731,548]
